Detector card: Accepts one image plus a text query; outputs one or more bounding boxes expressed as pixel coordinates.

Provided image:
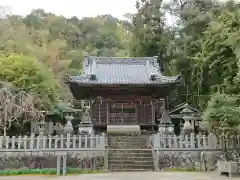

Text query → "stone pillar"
[37,121,46,148]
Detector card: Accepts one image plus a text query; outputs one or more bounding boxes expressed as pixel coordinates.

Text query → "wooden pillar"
[152,100,155,124]
[106,101,110,124]
[98,102,101,123]
[121,103,124,124]
[90,100,93,122]
[135,102,139,124]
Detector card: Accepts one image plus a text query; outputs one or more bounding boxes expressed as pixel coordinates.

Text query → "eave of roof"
[66,56,182,86]
[169,103,201,114]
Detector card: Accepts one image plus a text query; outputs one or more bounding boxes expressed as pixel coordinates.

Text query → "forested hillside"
[0,8,132,111]
[1,0,240,120]
[130,0,240,110]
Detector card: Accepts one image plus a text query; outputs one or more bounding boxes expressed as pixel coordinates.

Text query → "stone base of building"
[107,125,141,134]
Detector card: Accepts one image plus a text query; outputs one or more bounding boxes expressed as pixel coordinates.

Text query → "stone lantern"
[64,111,74,135]
[180,103,194,134]
[38,120,47,135]
[158,98,174,135]
[158,110,174,135]
[37,111,47,135]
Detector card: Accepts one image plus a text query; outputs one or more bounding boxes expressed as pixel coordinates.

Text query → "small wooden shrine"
[66,56,181,132]
[169,103,202,135]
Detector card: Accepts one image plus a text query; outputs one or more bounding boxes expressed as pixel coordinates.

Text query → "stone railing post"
[56,152,67,176]
[153,133,160,149]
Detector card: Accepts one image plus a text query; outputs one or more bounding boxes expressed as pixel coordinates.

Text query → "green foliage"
[166,167,201,172]
[2,0,240,120]
[0,8,132,110]
[131,0,240,111]
[202,92,240,134]
[0,54,60,109]
[0,168,103,176]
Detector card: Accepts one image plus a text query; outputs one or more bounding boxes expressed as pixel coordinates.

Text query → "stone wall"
[157,151,227,171]
[0,151,104,170]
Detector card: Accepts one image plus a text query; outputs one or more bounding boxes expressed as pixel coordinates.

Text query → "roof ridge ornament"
[146,60,157,81]
[89,60,97,80]
[153,56,158,67]
[83,54,89,67]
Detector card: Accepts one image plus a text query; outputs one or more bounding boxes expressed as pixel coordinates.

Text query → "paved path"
[0,172,238,180]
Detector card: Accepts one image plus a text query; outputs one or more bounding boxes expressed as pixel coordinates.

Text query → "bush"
[0,168,103,176]
[165,167,201,172]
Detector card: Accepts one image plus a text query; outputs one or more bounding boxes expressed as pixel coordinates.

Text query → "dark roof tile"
[68,56,181,85]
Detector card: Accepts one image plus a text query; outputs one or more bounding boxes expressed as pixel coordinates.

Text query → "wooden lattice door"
[109,102,136,125]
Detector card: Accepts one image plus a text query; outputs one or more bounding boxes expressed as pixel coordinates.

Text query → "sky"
[1,0,140,19]
[0,0,173,20]
[0,0,234,20]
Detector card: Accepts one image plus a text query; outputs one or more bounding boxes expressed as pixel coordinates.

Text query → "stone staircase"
[107,134,155,172]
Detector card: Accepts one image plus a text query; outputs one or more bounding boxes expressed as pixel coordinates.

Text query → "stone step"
[108,149,152,153]
[108,141,146,144]
[109,163,154,167]
[108,136,146,140]
[108,140,146,144]
[108,135,145,138]
[107,134,154,172]
[108,144,148,149]
[109,164,154,170]
[108,169,154,172]
[108,154,152,158]
[108,156,152,159]
[108,144,147,148]
[108,156,152,160]
[108,152,152,156]
[108,156,153,160]
[109,146,148,149]
[108,158,153,161]
[108,160,154,165]
[108,143,147,146]
[108,139,146,143]
[108,138,146,142]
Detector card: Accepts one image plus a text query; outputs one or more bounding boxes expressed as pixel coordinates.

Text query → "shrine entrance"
[67,55,181,132]
[91,99,156,127]
[109,102,136,125]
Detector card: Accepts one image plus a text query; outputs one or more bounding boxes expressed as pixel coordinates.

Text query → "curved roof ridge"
[66,55,181,86]
[89,56,155,60]
[88,56,157,65]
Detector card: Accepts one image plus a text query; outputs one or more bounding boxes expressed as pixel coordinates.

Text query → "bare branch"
[0,88,44,135]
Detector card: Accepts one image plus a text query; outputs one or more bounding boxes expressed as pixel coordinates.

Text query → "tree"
[202,92,240,160]
[0,9,132,105]
[0,54,60,110]
[202,92,240,134]
[0,87,43,136]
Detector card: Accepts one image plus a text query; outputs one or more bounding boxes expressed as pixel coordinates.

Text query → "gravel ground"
[0,172,238,180]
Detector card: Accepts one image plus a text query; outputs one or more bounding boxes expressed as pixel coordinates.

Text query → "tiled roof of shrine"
[66,56,181,86]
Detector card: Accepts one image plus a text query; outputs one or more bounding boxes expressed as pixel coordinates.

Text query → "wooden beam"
[169,114,201,120]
